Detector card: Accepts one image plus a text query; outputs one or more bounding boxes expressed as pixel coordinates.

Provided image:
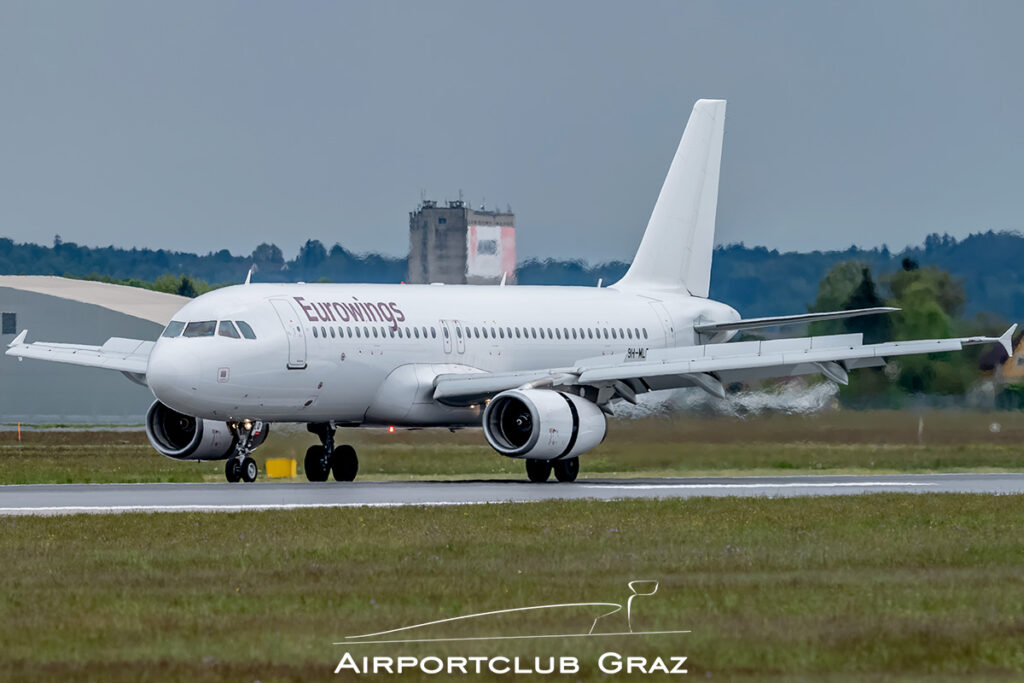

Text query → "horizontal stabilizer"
[694,307,900,334]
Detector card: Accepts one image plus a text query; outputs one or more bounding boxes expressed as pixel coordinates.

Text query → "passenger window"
[531,328,537,338]
[218,321,240,339]
[555,329,561,339]
[539,329,545,339]
[611,328,617,339]
[603,328,609,339]
[372,328,378,338]
[482,328,488,339]
[634,328,640,339]
[588,329,593,339]
[162,321,186,338]
[312,327,319,338]
[235,321,257,339]
[330,327,336,338]
[321,326,327,338]
[627,328,633,339]
[506,327,512,338]
[572,329,577,339]
[183,321,216,337]
[389,327,395,338]
[355,327,361,338]
[563,327,569,339]
[515,328,521,338]
[547,328,553,338]
[364,326,369,337]
[456,327,463,338]
[619,328,625,339]
[474,327,480,338]
[499,328,504,339]
[642,328,648,339]
[431,327,437,338]
[490,327,496,338]
[422,326,428,338]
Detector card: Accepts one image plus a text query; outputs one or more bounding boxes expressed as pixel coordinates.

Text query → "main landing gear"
[305,423,359,482]
[526,457,580,483]
[225,420,269,483]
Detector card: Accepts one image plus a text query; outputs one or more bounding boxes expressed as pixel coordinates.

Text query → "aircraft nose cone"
[147,343,200,410]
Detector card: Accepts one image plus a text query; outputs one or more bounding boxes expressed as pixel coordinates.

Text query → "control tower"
[408,199,516,285]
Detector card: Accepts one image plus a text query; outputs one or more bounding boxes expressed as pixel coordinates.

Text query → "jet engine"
[145,401,238,461]
[482,389,606,460]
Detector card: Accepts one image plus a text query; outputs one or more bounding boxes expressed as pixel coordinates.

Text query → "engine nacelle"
[145,401,238,461]
[482,389,606,460]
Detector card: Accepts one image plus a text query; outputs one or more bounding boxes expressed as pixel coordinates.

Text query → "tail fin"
[613,99,726,296]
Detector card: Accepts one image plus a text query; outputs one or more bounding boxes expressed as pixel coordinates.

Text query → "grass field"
[2,410,1023,484]
[1,494,1023,681]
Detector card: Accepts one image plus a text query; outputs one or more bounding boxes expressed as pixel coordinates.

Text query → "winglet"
[8,330,26,348]
[999,324,1017,356]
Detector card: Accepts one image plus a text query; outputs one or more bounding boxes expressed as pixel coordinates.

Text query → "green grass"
[2,411,1024,484]
[1,495,1023,681]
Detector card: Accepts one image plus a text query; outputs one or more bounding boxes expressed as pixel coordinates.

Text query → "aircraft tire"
[225,458,242,483]
[553,457,580,483]
[241,457,258,483]
[304,445,330,482]
[331,445,358,482]
[526,459,552,483]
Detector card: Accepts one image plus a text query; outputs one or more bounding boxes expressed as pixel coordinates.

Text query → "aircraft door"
[440,320,453,354]
[649,302,675,347]
[270,298,308,369]
[453,321,466,354]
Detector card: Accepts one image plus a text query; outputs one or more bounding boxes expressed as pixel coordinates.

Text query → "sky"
[1,1,1022,263]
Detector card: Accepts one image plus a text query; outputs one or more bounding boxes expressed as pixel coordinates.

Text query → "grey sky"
[1,1,1021,264]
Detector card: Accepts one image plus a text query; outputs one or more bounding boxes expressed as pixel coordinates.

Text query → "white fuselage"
[145,283,739,426]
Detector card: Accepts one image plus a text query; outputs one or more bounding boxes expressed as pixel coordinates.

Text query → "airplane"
[6,99,1015,484]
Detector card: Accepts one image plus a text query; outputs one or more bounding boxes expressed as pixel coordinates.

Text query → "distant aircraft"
[7,100,1014,483]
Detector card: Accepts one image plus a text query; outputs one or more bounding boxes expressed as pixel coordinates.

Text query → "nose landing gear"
[305,423,359,482]
[224,420,269,483]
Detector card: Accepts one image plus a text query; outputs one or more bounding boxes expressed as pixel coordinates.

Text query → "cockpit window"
[235,321,257,339]
[218,321,240,339]
[162,321,186,338]
[183,321,216,337]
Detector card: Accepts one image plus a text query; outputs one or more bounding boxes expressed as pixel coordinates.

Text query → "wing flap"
[694,307,899,334]
[5,332,153,375]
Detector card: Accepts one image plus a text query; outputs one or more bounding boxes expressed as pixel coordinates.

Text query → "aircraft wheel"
[225,458,242,483]
[526,459,552,483]
[332,445,358,482]
[304,445,330,482]
[241,457,258,483]
[553,457,580,483]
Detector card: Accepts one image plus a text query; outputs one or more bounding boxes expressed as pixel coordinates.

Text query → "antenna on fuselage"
[597,278,603,288]
[500,272,507,287]
[245,264,257,285]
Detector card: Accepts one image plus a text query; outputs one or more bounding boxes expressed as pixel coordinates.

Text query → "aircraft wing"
[433,326,1016,406]
[5,331,153,384]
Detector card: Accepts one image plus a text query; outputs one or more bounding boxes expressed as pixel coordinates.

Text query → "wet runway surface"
[1,473,1023,515]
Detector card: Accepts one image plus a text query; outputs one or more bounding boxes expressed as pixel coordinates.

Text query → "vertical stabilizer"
[613,99,726,296]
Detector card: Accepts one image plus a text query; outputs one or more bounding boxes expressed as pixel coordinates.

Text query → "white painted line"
[0,501,493,515]
[581,482,938,490]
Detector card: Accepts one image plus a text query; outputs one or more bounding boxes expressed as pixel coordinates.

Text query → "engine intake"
[145,401,238,461]
[482,389,606,460]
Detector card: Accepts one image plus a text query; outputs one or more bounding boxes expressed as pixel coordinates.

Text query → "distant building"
[0,276,187,424]
[408,199,516,285]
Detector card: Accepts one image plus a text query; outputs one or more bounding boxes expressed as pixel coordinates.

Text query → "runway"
[1,473,1022,515]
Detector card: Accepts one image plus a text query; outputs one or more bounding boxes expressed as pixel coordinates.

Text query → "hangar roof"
[0,276,188,326]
